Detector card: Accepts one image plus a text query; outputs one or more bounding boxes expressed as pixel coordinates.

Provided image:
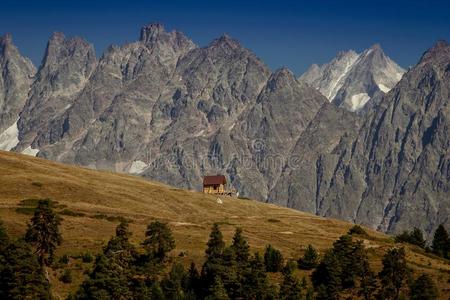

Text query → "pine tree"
[0,239,51,300]
[185,262,201,297]
[378,247,408,300]
[206,223,225,259]
[409,228,425,248]
[161,261,187,300]
[241,253,274,299]
[0,220,9,252]
[25,199,62,266]
[279,266,303,300]
[410,273,438,300]
[104,220,135,255]
[230,227,250,267]
[264,244,284,272]
[76,254,134,299]
[143,221,175,262]
[206,276,229,300]
[298,244,319,270]
[358,254,378,300]
[332,234,356,288]
[77,222,137,299]
[312,250,342,300]
[202,223,226,294]
[431,224,449,259]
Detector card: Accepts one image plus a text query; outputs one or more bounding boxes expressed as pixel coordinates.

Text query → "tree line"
[0,200,448,299]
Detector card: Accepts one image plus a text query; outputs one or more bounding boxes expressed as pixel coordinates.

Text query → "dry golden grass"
[0,150,449,298]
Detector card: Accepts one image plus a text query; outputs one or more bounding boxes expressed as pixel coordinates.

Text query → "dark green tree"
[185,262,201,298]
[230,227,250,267]
[348,225,367,236]
[378,247,408,300]
[77,222,137,299]
[0,220,9,252]
[201,223,226,294]
[205,223,225,259]
[241,253,275,300]
[279,266,304,300]
[206,276,229,300]
[332,234,357,288]
[312,250,342,300]
[298,244,319,270]
[0,239,51,300]
[409,228,425,248]
[431,224,449,259]
[264,244,283,272]
[104,221,135,255]
[161,261,187,300]
[358,254,378,300]
[410,273,438,300]
[143,221,175,262]
[395,228,425,248]
[25,199,62,266]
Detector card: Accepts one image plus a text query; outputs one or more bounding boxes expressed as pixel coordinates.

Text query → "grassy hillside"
[0,150,449,298]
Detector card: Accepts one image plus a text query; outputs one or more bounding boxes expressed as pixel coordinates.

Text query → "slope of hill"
[0,151,449,298]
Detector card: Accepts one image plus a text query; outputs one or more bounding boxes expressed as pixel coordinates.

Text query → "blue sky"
[1,0,449,74]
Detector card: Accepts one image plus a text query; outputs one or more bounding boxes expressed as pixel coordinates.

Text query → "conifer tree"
[312,250,342,300]
[25,199,62,266]
[202,223,226,294]
[410,273,438,300]
[206,276,229,300]
[279,265,303,300]
[358,254,378,300]
[77,222,137,299]
[378,247,408,300]
[0,239,51,300]
[298,244,319,270]
[431,224,449,259]
[185,262,201,297]
[241,253,274,300]
[332,234,357,288]
[206,223,225,259]
[230,227,250,267]
[409,228,425,248]
[161,261,187,300]
[264,244,284,272]
[0,220,9,252]
[143,221,175,262]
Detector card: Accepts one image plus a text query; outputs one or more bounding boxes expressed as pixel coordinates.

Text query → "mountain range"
[0,23,448,239]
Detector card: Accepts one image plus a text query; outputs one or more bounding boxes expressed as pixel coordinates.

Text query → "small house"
[203,175,228,195]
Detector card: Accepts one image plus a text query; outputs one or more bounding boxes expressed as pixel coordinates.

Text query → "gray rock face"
[0,34,35,149]
[300,44,405,112]
[16,32,97,152]
[0,23,448,238]
[270,41,450,238]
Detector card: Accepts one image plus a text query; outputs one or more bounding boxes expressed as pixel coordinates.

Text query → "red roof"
[203,175,227,186]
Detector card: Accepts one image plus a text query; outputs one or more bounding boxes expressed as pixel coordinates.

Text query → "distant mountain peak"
[300,44,405,112]
[419,39,450,64]
[140,23,165,43]
[210,34,241,49]
[0,33,12,46]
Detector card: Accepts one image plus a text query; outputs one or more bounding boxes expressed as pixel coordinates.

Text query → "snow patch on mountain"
[22,146,39,156]
[0,120,20,151]
[129,160,149,174]
[349,93,371,111]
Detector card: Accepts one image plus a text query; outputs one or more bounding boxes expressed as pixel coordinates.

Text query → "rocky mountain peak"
[419,39,450,65]
[139,23,165,43]
[210,34,242,50]
[266,67,296,90]
[0,33,13,47]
